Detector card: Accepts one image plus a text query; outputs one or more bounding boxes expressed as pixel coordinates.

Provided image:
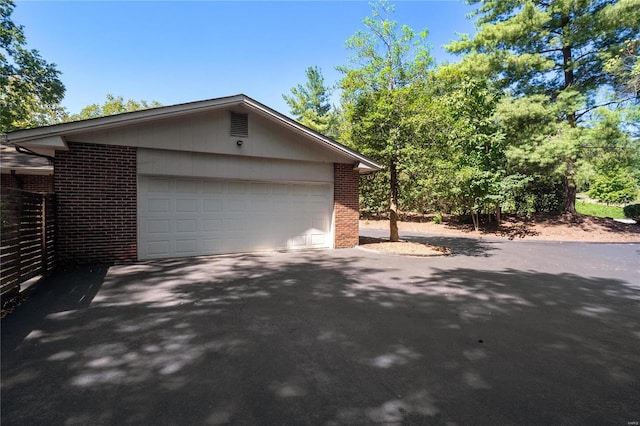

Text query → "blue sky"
[14,1,477,117]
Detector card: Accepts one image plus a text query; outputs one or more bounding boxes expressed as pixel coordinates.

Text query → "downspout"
[10,170,24,189]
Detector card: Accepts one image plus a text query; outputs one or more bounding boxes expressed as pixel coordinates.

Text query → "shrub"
[588,171,639,204]
[432,213,442,224]
[623,203,640,220]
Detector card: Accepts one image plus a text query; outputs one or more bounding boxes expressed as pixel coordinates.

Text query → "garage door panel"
[311,233,327,246]
[227,199,246,212]
[148,198,170,213]
[176,219,197,233]
[147,241,170,257]
[203,218,222,231]
[202,181,222,194]
[176,199,197,213]
[147,219,170,234]
[200,238,222,252]
[138,176,333,259]
[175,179,198,193]
[203,199,223,212]
[175,239,198,254]
[147,177,171,193]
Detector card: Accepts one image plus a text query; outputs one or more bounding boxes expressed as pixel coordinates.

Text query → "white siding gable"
[67,109,348,164]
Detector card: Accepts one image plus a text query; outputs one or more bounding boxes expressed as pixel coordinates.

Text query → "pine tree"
[448,0,640,213]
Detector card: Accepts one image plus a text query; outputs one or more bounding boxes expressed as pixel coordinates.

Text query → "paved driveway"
[2,231,639,425]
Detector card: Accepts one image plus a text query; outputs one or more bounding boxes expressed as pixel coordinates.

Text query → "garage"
[138,175,333,259]
[7,94,382,264]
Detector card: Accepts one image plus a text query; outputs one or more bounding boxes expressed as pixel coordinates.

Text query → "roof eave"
[6,94,247,144]
[5,94,384,172]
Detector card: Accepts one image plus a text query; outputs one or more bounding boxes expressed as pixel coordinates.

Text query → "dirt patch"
[359,236,450,256]
[361,213,640,242]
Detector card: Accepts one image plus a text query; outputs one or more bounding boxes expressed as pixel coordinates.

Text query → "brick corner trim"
[55,142,137,264]
[333,163,359,248]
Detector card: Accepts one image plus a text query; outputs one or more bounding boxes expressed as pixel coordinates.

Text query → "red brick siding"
[55,142,137,264]
[1,173,20,189]
[334,163,359,248]
[0,173,53,193]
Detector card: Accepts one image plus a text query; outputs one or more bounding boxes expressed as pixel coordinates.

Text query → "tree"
[283,66,341,139]
[1,0,65,132]
[605,39,640,100]
[448,0,640,213]
[65,94,162,122]
[339,0,433,241]
[582,107,640,204]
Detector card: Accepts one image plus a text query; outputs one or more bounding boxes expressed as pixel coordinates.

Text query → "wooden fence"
[1,188,55,297]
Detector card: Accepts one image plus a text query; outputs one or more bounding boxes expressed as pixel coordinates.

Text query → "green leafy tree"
[604,39,640,99]
[1,0,65,132]
[582,107,640,203]
[66,94,162,121]
[448,0,640,213]
[283,66,341,139]
[408,66,514,229]
[339,0,433,241]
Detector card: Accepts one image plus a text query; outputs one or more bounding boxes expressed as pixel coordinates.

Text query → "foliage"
[339,0,433,240]
[588,171,639,204]
[623,203,640,220]
[575,201,624,219]
[447,0,640,213]
[283,66,331,118]
[0,0,65,132]
[580,107,640,204]
[282,66,341,139]
[604,38,640,99]
[65,94,162,122]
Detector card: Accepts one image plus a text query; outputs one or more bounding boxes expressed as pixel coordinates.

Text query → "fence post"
[41,194,47,275]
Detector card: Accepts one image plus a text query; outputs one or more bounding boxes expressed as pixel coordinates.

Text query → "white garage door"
[138,176,333,259]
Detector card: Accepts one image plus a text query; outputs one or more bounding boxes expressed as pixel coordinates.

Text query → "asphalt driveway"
[2,231,639,425]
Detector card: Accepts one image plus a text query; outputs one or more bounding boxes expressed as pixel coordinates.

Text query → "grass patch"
[576,201,624,219]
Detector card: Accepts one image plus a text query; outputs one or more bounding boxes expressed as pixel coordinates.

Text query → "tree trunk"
[562,40,578,214]
[389,157,400,242]
[495,204,502,223]
[563,159,577,214]
[471,210,479,232]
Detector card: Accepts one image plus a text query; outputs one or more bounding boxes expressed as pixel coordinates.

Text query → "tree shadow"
[2,253,638,425]
[1,265,108,352]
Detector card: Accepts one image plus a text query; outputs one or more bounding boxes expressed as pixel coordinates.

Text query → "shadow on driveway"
[2,250,639,425]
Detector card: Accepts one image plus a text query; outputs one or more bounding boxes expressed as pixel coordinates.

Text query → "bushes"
[623,204,640,220]
[588,170,639,204]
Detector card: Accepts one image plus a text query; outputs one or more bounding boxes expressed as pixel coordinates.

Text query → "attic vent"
[230,112,248,137]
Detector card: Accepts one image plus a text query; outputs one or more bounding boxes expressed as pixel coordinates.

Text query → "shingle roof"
[0,143,53,173]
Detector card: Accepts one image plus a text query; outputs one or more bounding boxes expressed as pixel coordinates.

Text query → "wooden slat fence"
[1,188,55,297]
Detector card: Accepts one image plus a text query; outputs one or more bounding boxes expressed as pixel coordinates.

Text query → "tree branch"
[575,99,630,121]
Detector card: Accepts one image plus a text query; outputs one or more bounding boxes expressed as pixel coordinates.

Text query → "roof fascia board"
[7,94,246,144]
[6,93,383,172]
[18,135,68,150]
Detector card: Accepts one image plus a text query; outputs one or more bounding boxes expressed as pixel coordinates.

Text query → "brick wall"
[334,163,360,248]
[1,173,20,189]
[0,173,53,193]
[55,142,137,264]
